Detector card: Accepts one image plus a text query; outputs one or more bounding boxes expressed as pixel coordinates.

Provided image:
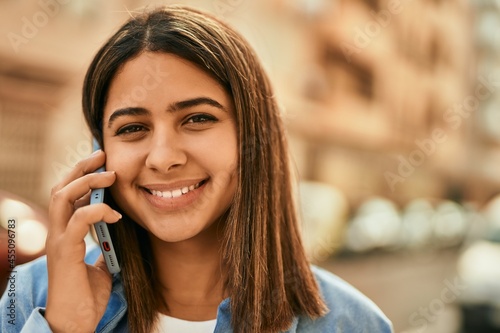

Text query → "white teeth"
[152,190,162,197]
[149,181,203,199]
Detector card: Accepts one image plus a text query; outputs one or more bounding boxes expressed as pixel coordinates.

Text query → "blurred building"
[0,0,495,210]
[467,0,500,204]
[0,0,127,206]
[279,0,475,207]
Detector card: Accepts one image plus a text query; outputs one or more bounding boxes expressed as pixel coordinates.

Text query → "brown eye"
[116,124,146,136]
[185,114,218,124]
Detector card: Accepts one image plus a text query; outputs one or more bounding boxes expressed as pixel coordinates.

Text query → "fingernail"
[113,210,122,220]
[90,149,102,156]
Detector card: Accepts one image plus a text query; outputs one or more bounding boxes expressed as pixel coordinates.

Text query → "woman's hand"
[44,150,121,333]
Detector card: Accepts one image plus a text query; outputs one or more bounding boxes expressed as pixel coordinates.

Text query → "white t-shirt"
[154,314,217,333]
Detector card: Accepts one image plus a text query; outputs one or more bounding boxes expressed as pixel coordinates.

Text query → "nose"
[145,131,187,173]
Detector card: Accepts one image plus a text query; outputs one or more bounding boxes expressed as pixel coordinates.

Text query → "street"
[319,249,462,333]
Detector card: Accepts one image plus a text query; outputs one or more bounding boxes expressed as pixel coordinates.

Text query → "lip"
[140,178,208,211]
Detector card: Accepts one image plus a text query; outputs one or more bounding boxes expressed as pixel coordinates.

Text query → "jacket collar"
[95,275,300,333]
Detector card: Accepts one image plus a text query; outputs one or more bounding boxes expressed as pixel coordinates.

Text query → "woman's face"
[102,52,238,243]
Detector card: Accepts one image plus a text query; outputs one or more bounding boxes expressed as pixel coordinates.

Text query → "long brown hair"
[82,5,327,333]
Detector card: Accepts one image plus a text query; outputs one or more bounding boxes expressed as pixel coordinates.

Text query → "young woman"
[0,5,393,333]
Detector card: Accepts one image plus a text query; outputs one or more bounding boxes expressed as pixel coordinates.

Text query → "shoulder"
[1,244,102,308]
[294,266,393,333]
[0,244,125,332]
[0,252,51,330]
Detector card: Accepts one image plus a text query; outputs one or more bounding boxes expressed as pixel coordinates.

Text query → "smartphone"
[90,138,121,274]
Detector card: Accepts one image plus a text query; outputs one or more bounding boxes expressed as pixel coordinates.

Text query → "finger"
[49,172,116,234]
[52,150,106,194]
[74,190,92,210]
[65,203,121,244]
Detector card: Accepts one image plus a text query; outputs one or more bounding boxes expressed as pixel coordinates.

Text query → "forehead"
[104,52,232,114]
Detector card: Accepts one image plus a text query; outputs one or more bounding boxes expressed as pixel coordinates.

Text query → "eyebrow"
[107,107,149,128]
[107,97,227,128]
[168,97,226,113]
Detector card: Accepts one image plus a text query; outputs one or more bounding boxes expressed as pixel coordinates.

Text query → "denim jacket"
[1,245,393,332]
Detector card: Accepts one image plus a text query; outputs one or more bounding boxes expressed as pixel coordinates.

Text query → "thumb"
[94,254,112,276]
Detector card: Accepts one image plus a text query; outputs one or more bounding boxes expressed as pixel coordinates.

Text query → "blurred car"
[457,196,500,333]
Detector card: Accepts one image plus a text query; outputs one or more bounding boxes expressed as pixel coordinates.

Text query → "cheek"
[197,127,238,168]
[107,152,141,217]
[106,149,142,186]
[197,147,238,177]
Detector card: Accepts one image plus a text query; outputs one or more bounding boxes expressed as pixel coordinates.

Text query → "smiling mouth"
[143,179,207,199]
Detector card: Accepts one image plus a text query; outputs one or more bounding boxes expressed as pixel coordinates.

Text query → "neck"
[149,225,226,321]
